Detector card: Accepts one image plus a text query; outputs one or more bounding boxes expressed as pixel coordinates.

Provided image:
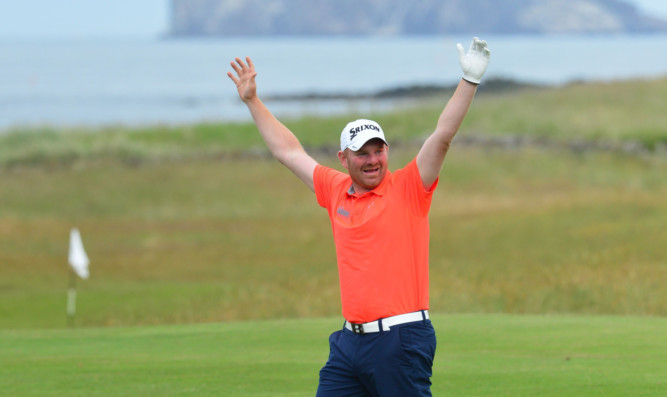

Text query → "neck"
[349,182,374,195]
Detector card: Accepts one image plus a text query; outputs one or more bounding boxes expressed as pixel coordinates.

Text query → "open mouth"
[363,167,380,175]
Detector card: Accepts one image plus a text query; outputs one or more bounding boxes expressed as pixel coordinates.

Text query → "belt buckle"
[350,322,365,335]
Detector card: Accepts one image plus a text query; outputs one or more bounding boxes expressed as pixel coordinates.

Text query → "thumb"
[456,43,465,59]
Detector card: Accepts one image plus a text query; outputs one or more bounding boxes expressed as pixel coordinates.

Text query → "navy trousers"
[316,319,437,397]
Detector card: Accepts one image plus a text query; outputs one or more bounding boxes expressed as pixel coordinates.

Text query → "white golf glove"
[457,37,491,85]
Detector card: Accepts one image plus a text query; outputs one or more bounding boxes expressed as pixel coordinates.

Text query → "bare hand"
[227,57,257,102]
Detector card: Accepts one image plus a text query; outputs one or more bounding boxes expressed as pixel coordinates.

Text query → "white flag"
[68,228,90,279]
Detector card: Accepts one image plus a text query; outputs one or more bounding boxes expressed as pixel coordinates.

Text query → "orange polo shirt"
[314,158,438,323]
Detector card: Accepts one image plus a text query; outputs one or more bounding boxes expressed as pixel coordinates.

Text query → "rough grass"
[1,146,665,329]
[464,77,667,148]
[0,77,665,329]
[1,77,665,167]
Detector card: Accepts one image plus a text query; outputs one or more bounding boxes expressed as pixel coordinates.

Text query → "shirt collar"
[346,171,391,198]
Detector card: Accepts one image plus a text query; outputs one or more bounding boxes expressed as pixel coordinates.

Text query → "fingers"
[227,56,258,94]
[229,56,255,77]
[230,57,244,75]
[469,37,477,53]
[476,38,489,55]
[474,38,491,57]
[460,37,491,58]
[233,57,254,71]
[227,71,238,85]
[470,37,481,52]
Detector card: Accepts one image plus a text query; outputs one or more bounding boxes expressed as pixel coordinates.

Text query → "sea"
[2,34,666,131]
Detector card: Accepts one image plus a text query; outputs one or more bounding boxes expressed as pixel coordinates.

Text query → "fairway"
[1,314,665,396]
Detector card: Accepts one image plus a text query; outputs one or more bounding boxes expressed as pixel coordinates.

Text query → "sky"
[0,0,169,39]
[0,0,666,39]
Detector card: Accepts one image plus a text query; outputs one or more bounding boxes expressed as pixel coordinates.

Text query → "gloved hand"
[457,37,491,85]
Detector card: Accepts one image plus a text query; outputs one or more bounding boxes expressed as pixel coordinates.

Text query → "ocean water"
[1,34,666,130]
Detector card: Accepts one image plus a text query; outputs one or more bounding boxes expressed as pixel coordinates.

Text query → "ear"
[337,150,349,170]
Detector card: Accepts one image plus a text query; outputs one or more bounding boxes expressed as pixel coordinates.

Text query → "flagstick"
[67,227,89,327]
[67,270,77,327]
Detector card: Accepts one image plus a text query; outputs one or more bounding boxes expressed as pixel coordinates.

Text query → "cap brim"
[347,135,387,151]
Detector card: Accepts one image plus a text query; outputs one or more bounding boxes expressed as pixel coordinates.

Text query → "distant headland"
[169,0,667,37]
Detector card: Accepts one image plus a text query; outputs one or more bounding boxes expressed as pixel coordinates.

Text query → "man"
[228,37,490,396]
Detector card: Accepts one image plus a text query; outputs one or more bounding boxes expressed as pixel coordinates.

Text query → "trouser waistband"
[344,310,429,335]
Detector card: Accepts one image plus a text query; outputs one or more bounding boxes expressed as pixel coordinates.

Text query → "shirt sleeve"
[314,165,349,209]
[403,157,438,217]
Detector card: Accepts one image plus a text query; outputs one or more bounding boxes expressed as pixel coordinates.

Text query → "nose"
[367,152,379,164]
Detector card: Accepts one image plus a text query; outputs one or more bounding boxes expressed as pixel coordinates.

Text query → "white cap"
[340,119,387,151]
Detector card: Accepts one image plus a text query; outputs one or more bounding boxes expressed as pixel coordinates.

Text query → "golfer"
[228,37,490,396]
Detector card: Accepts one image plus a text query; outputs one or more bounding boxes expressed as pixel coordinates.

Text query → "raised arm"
[228,57,318,191]
[416,38,491,189]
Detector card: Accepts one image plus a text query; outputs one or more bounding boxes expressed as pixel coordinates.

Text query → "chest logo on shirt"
[337,206,351,218]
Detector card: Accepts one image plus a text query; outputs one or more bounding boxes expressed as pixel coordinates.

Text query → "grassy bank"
[0,78,665,329]
[1,314,666,396]
[1,147,665,329]
[1,77,665,167]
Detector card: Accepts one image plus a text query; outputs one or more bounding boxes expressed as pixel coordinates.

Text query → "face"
[338,139,389,194]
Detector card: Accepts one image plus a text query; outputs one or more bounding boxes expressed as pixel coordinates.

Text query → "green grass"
[1,76,666,396]
[0,77,665,329]
[1,314,666,396]
[1,77,666,167]
[0,147,665,329]
[465,77,667,148]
